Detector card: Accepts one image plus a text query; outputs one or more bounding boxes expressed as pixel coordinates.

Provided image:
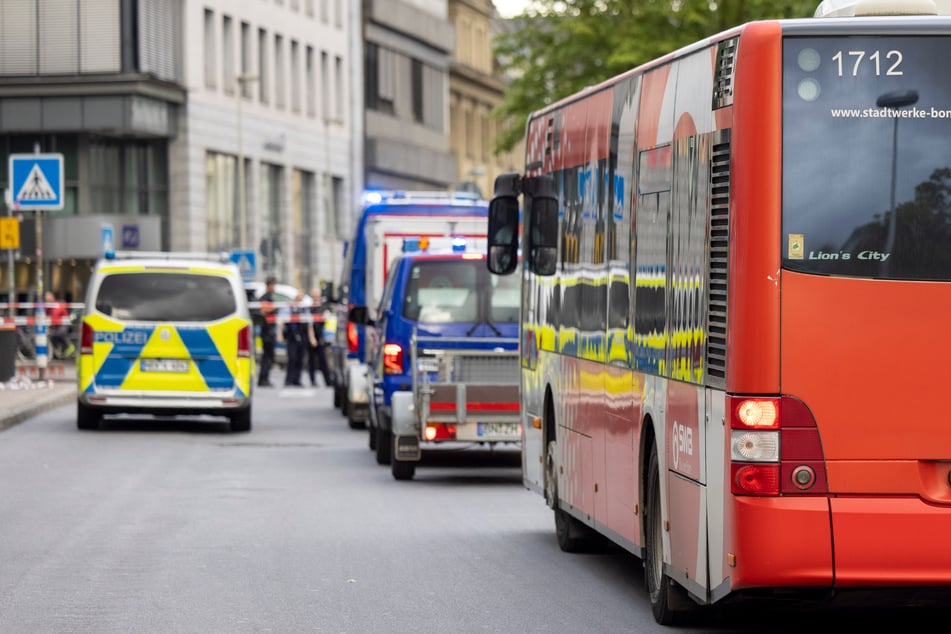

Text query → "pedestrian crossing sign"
[8,153,64,211]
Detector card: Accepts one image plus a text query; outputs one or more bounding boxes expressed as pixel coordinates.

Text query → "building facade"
[448,0,522,201]
[362,0,457,191]
[0,0,356,302]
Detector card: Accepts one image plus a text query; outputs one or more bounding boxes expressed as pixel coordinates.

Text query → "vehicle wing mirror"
[348,305,374,326]
[527,175,558,277]
[487,172,521,276]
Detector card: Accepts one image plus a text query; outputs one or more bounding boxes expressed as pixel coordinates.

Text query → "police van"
[76,252,255,432]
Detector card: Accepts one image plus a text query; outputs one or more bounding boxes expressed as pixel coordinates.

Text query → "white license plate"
[477,422,519,438]
[141,359,189,373]
[417,358,439,373]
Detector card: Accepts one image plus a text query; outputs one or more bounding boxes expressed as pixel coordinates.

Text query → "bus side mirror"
[487,173,521,275]
[527,175,558,277]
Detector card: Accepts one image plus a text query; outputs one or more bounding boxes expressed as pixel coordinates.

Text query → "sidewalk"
[0,359,77,432]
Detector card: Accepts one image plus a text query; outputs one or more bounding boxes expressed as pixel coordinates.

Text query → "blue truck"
[349,243,522,480]
[331,190,491,429]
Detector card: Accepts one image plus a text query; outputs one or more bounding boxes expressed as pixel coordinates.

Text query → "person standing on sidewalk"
[44,291,74,359]
[256,277,279,387]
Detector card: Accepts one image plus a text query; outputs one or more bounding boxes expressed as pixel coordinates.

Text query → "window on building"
[306,46,316,117]
[206,151,238,252]
[258,28,269,104]
[411,59,424,123]
[465,109,475,158]
[260,163,285,279]
[222,15,235,94]
[204,10,216,89]
[241,21,252,97]
[305,0,314,17]
[89,139,168,217]
[458,17,471,66]
[0,1,120,76]
[334,0,343,29]
[291,40,301,114]
[320,0,329,24]
[274,34,285,109]
[332,176,345,239]
[321,51,329,120]
[334,55,344,122]
[292,169,316,289]
[474,25,486,70]
[365,43,395,115]
[424,65,445,132]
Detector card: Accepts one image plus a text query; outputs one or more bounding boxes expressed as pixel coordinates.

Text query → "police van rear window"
[94,272,237,321]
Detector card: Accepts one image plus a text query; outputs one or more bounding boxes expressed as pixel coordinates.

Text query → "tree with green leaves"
[492,0,817,152]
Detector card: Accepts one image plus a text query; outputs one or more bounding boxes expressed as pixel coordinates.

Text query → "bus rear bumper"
[830,496,951,586]
[730,495,951,591]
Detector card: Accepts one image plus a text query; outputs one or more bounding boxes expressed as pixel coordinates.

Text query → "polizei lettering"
[808,250,890,262]
[94,330,149,345]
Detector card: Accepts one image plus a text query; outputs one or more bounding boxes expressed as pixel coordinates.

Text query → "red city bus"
[487,0,951,624]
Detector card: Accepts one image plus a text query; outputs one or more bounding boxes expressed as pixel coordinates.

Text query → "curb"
[0,386,76,432]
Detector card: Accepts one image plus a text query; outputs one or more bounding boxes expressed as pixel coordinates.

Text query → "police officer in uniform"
[256,277,278,387]
[307,288,334,387]
[282,291,309,386]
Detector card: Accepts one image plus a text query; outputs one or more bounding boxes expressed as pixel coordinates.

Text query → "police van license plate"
[141,359,189,373]
[477,422,519,438]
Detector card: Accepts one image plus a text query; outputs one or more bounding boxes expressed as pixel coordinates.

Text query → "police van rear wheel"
[76,402,101,431]
[230,408,252,433]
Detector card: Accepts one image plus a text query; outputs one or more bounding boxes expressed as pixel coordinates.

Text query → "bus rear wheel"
[645,443,696,625]
[547,439,589,552]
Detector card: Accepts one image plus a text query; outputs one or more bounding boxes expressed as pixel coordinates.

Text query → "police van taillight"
[383,343,403,374]
[237,324,251,358]
[729,395,828,496]
[80,322,94,355]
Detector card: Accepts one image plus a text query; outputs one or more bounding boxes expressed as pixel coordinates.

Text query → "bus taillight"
[728,395,828,496]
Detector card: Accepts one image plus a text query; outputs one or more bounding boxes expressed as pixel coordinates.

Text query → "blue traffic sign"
[102,224,115,259]
[8,153,64,211]
[229,249,256,282]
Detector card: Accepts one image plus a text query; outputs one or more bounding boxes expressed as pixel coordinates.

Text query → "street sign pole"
[33,143,46,380]
[8,148,65,381]
[2,188,15,319]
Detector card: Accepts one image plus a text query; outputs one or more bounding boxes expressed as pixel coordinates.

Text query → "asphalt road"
[2,373,950,633]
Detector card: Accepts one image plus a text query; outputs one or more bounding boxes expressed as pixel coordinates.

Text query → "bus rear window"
[783,36,951,280]
[95,272,237,321]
